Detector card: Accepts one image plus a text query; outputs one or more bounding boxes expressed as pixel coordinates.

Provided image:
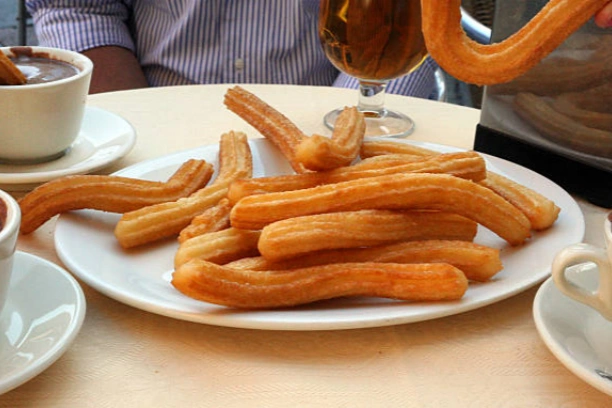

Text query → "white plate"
[0,252,86,395]
[0,106,136,190]
[534,265,612,396]
[54,139,584,331]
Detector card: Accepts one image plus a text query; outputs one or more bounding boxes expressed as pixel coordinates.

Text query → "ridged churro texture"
[295,106,365,171]
[172,260,468,309]
[226,240,503,282]
[115,131,253,248]
[174,228,261,269]
[0,52,26,85]
[257,210,478,261]
[227,151,486,203]
[360,140,561,231]
[421,0,610,85]
[230,172,532,245]
[177,198,232,243]
[19,159,214,234]
[224,86,308,173]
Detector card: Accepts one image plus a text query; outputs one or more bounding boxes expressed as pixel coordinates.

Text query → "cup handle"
[552,243,612,319]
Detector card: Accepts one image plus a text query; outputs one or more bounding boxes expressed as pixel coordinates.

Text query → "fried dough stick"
[174,227,261,269]
[224,86,308,173]
[360,140,560,230]
[295,106,366,171]
[177,198,232,243]
[230,172,532,245]
[19,159,214,234]
[172,260,468,309]
[0,52,26,85]
[227,151,486,203]
[258,210,478,262]
[115,131,252,248]
[227,240,503,282]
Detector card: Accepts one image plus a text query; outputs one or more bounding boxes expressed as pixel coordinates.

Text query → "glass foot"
[324,107,415,138]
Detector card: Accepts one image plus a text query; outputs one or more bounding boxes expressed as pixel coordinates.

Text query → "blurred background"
[0,0,490,109]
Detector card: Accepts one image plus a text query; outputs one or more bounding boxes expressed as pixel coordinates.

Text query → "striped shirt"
[26,0,438,98]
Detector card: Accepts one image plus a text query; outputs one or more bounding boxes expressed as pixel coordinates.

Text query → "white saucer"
[534,264,612,396]
[0,106,136,191]
[0,252,86,395]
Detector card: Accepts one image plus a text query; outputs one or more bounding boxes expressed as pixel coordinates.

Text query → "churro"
[224,86,308,173]
[0,51,26,85]
[227,240,503,282]
[115,131,253,248]
[230,172,532,245]
[174,228,260,269]
[177,198,232,243]
[227,151,486,203]
[258,210,477,262]
[360,140,435,158]
[295,106,365,171]
[513,92,612,158]
[359,140,561,231]
[478,172,560,231]
[421,0,610,85]
[172,260,468,309]
[19,159,214,234]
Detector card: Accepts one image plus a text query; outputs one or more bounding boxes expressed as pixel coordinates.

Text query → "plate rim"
[54,138,585,331]
[0,106,136,184]
[0,251,87,395]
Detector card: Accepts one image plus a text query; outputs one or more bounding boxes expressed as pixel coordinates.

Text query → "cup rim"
[0,190,21,242]
[0,46,93,89]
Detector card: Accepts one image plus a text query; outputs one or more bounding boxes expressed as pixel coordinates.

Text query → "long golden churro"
[172,260,468,309]
[227,151,486,203]
[19,159,214,234]
[257,210,478,262]
[115,131,252,248]
[224,86,308,173]
[230,172,532,245]
[226,240,503,282]
[421,0,610,85]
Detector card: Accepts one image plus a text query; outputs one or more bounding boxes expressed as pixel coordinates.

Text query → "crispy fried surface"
[230,172,532,245]
[258,210,478,262]
[0,52,26,85]
[227,240,503,282]
[421,0,609,85]
[172,260,468,309]
[115,131,253,248]
[295,107,365,171]
[19,159,214,234]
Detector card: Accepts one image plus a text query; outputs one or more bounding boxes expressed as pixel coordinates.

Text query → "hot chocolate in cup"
[552,214,612,320]
[0,46,93,164]
[0,190,21,318]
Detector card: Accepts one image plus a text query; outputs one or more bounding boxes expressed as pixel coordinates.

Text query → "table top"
[2,84,610,407]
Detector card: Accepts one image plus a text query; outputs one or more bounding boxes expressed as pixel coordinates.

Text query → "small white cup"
[0,46,93,164]
[0,190,21,318]
[552,214,612,320]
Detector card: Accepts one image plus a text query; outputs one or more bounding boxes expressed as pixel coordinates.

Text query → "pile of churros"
[19,86,561,310]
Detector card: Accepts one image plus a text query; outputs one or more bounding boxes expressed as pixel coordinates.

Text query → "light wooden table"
[2,84,610,407]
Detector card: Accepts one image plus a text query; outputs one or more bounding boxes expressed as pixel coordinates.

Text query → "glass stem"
[357,81,388,118]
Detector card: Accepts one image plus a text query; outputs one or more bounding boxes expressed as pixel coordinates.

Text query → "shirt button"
[234,58,244,71]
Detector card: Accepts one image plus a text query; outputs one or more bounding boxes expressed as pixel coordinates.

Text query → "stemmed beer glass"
[319,0,428,137]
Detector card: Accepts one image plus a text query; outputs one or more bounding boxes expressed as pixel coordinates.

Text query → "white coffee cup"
[0,190,21,317]
[552,214,612,320]
[0,46,93,163]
